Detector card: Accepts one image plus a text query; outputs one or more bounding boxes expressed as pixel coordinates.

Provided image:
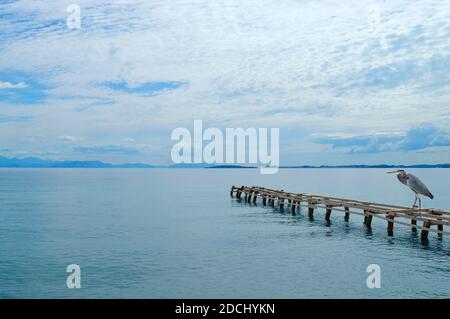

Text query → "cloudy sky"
[0,0,449,165]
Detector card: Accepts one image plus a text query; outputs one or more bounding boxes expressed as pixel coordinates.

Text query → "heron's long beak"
[386,170,399,174]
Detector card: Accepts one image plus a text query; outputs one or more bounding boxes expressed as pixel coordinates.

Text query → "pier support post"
[279,198,285,209]
[387,213,395,236]
[411,217,417,231]
[237,187,244,199]
[270,196,275,207]
[230,186,234,197]
[291,201,296,215]
[366,215,373,228]
[437,218,443,237]
[262,196,267,206]
[252,193,257,204]
[308,201,315,220]
[364,210,373,228]
[325,205,332,222]
[344,207,350,221]
[421,221,432,240]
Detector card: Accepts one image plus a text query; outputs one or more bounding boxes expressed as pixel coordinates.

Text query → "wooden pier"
[230,186,450,240]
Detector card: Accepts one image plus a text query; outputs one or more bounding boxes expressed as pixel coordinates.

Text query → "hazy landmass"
[0,155,448,168]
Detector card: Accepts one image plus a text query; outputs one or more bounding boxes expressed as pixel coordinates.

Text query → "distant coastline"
[0,155,449,169]
[209,164,450,169]
[278,164,450,168]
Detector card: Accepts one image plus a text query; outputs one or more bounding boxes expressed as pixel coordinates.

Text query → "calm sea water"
[0,168,448,298]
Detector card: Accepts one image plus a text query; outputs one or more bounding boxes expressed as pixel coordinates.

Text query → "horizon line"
[0,155,449,169]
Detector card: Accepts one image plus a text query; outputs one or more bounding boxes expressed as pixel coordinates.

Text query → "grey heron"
[386,169,433,212]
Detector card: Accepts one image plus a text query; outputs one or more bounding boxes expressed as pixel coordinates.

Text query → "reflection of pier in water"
[230,186,450,240]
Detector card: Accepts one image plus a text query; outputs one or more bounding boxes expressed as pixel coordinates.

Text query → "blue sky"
[0,0,449,165]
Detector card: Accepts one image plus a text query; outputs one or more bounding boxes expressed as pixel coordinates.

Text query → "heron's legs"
[418,195,422,214]
[412,193,422,216]
[412,193,418,208]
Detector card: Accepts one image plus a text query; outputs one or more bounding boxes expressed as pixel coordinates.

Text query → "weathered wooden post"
[230,186,235,197]
[262,196,267,206]
[421,220,432,240]
[248,192,254,203]
[364,210,373,228]
[325,205,332,222]
[308,200,315,220]
[237,186,244,199]
[270,196,275,207]
[252,192,257,204]
[279,198,285,209]
[291,201,296,215]
[344,206,350,221]
[411,216,417,231]
[437,218,443,236]
[387,213,395,236]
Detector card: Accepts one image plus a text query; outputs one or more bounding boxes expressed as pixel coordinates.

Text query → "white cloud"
[58,135,83,142]
[0,81,28,89]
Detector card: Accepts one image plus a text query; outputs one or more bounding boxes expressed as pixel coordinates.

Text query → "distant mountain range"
[0,155,448,168]
[0,155,155,168]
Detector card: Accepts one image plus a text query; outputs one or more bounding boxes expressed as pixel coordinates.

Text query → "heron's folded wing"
[406,174,433,198]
